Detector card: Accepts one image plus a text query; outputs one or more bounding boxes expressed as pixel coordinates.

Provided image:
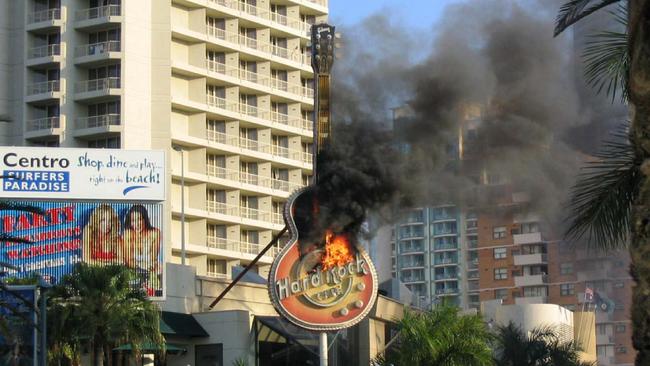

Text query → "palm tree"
[555,1,650,364]
[493,323,594,366]
[374,306,493,366]
[48,263,164,366]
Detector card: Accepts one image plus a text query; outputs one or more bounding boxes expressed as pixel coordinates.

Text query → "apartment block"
[0,0,327,279]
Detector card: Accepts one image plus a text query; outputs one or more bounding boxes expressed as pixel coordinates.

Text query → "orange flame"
[320,230,355,270]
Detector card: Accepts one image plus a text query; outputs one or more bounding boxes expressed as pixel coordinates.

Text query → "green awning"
[113,342,186,354]
[160,311,209,338]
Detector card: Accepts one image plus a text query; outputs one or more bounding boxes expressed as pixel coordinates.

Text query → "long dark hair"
[124,204,154,231]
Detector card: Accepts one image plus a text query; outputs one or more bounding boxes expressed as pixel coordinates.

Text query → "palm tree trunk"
[628,1,650,364]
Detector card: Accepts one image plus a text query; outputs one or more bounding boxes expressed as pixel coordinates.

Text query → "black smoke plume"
[302,0,625,244]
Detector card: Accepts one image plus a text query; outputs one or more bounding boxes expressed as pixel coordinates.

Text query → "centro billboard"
[0,148,166,299]
[0,147,164,201]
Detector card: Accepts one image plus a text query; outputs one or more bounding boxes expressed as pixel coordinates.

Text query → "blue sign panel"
[1,201,164,298]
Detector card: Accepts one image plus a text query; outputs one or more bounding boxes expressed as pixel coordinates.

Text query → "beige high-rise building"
[0,0,327,277]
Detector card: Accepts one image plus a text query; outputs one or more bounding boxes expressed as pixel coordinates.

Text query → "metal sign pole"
[319,332,328,366]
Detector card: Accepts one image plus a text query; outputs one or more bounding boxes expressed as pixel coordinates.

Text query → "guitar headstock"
[311,23,335,75]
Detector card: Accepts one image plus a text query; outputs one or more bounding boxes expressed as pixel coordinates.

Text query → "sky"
[328,0,464,28]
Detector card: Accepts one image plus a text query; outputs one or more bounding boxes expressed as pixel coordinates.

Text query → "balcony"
[514,253,548,266]
[75,77,121,101]
[206,236,279,257]
[24,116,63,140]
[435,288,459,295]
[515,296,547,305]
[26,80,61,103]
[74,114,121,138]
[75,5,122,30]
[27,8,63,31]
[205,201,283,228]
[401,276,425,283]
[513,232,543,245]
[206,0,312,37]
[206,165,303,194]
[205,130,312,166]
[204,26,311,68]
[75,41,121,65]
[26,44,62,67]
[434,243,458,251]
[400,261,425,270]
[205,272,229,280]
[514,274,548,287]
[204,59,315,100]
[205,95,313,133]
[435,258,457,266]
[434,273,458,281]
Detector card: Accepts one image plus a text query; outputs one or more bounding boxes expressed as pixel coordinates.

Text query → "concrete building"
[481,300,597,364]
[0,0,327,279]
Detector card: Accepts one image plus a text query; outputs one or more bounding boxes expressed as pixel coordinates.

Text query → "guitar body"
[268,187,378,331]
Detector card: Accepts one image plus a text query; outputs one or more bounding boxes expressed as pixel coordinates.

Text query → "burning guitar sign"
[268,24,379,331]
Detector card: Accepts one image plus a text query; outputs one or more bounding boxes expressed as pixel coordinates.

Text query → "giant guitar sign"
[268,24,379,331]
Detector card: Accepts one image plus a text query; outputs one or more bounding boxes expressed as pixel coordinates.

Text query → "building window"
[494,247,507,259]
[493,226,507,239]
[523,286,547,297]
[563,304,576,311]
[614,281,625,288]
[495,289,508,300]
[560,284,575,296]
[196,344,223,366]
[560,262,573,275]
[596,346,607,357]
[616,324,627,333]
[596,324,607,335]
[617,346,627,354]
[494,268,508,280]
[520,222,540,233]
[87,136,120,148]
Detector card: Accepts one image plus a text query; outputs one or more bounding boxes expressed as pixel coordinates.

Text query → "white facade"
[0,0,328,279]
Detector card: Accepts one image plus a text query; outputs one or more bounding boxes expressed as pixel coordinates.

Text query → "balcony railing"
[27,80,60,96]
[207,0,312,36]
[206,201,283,226]
[436,288,459,295]
[205,25,311,66]
[76,5,121,21]
[75,77,121,93]
[206,271,229,280]
[434,273,457,280]
[206,130,312,164]
[206,60,316,99]
[434,243,457,251]
[27,116,59,131]
[400,261,425,269]
[76,114,121,129]
[28,44,61,59]
[205,96,313,132]
[28,8,61,23]
[206,165,303,193]
[207,236,280,256]
[401,276,425,283]
[75,40,121,57]
[401,246,425,254]
[436,258,457,265]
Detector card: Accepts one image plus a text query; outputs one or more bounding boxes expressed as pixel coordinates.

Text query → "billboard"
[0,201,164,298]
[0,147,164,201]
[0,286,37,365]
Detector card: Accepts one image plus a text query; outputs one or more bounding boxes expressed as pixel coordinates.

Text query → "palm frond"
[554,0,622,36]
[582,5,629,103]
[565,125,639,250]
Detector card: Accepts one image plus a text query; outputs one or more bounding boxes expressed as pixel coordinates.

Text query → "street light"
[172,146,186,266]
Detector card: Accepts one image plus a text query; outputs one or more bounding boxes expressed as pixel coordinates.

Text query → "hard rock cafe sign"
[268,22,379,331]
[268,191,379,331]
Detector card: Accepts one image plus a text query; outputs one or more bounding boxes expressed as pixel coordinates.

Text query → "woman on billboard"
[82,204,124,264]
[123,204,161,296]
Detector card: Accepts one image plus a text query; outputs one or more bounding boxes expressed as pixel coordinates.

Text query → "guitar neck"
[311,24,336,183]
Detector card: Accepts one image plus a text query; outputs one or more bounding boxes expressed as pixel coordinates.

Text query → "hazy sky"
[328,0,464,28]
